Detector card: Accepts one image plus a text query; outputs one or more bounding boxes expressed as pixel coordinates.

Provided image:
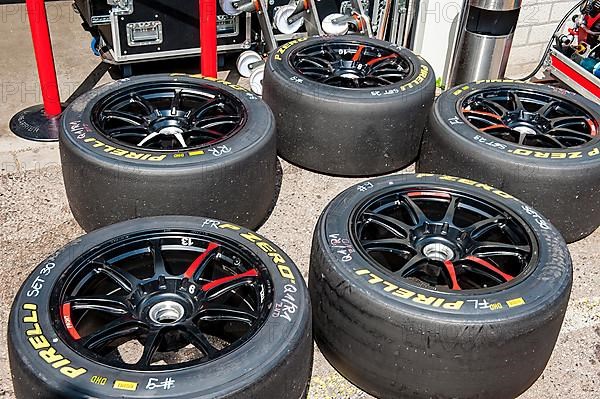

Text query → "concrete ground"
[0,2,599,398]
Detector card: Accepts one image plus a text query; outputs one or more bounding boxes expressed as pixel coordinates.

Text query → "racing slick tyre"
[263,35,436,176]
[309,174,572,399]
[59,74,277,232]
[8,216,312,399]
[417,81,600,243]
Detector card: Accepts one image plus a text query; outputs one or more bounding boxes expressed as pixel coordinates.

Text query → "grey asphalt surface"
[0,3,599,398]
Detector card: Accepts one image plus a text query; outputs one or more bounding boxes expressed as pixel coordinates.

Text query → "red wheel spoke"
[367,54,396,66]
[466,256,514,282]
[61,303,81,340]
[481,124,510,132]
[183,242,220,280]
[352,45,365,61]
[443,260,461,290]
[462,108,503,121]
[202,269,258,292]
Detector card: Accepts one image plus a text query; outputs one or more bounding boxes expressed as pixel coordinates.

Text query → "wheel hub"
[149,300,186,324]
[504,110,551,135]
[422,242,455,262]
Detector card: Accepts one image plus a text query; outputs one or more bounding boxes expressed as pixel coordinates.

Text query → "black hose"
[513,0,586,81]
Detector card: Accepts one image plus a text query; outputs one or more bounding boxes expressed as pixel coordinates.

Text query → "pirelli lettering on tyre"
[509,147,600,159]
[274,37,308,61]
[218,223,297,285]
[82,138,166,161]
[355,269,465,310]
[21,304,87,379]
[415,174,515,199]
[399,64,429,91]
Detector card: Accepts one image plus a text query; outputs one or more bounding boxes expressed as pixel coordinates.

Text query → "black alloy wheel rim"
[351,188,537,292]
[51,230,273,370]
[290,41,412,88]
[92,82,247,151]
[461,88,598,148]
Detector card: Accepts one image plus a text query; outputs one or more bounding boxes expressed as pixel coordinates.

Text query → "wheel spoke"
[442,260,461,290]
[464,256,514,282]
[538,100,559,116]
[130,93,156,115]
[470,242,530,258]
[362,212,411,237]
[366,54,396,66]
[462,109,503,121]
[371,58,403,71]
[151,240,168,276]
[174,132,187,148]
[171,89,183,116]
[480,124,510,132]
[296,66,330,74]
[298,71,331,80]
[66,296,129,315]
[202,269,259,299]
[297,56,331,69]
[547,127,592,141]
[195,115,240,130]
[92,261,139,293]
[396,255,427,276]
[478,98,510,116]
[466,216,506,240]
[183,242,220,280]
[509,91,525,112]
[80,317,143,350]
[199,304,257,325]
[364,76,393,85]
[361,237,412,251]
[371,72,409,79]
[102,110,147,126]
[322,76,344,85]
[136,329,164,366]
[188,128,225,138]
[442,196,459,224]
[182,322,217,357]
[460,264,505,285]
[105,126,149,138]
[137,131,161,147]
[550,115,590,127]
[189,98,225,121]
[401,195,428,225]
[537,134,567,148]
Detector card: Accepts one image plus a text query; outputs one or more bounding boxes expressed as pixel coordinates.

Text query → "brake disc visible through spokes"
[54,232,272,370]
[461,89,598,149]
[290,41,412,88]
[93,83,247,151]
[353,190,536,291]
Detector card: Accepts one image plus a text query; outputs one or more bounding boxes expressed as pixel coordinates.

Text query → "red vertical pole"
[200,0,218,77]
[25,0,62,116]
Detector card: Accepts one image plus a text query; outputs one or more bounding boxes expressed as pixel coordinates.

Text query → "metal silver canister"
[448,0,522,86]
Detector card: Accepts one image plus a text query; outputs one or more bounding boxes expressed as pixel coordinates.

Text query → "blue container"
[580,57,600,78]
